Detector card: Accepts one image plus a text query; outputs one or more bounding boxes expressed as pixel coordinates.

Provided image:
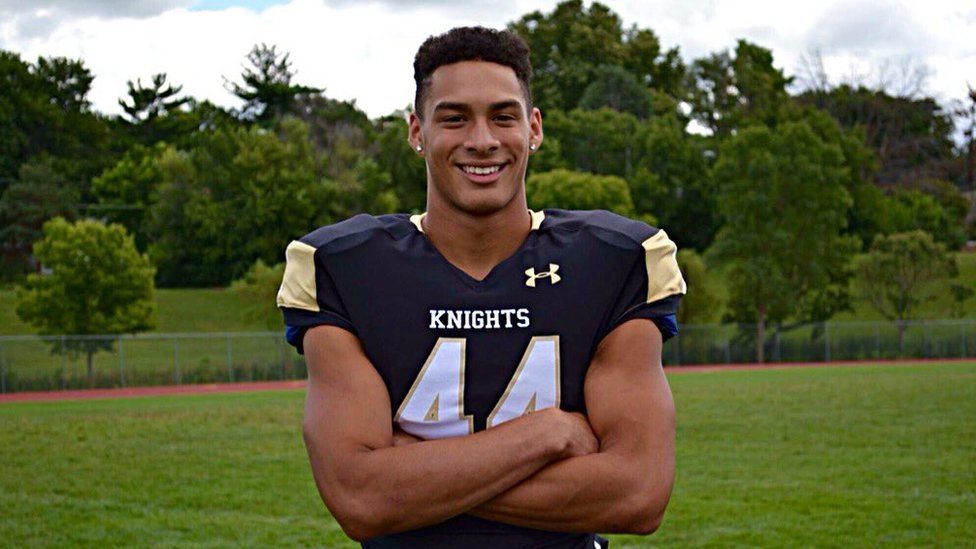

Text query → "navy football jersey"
[277,209,685,549]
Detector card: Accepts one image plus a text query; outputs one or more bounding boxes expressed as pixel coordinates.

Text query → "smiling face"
[410,60,543,217]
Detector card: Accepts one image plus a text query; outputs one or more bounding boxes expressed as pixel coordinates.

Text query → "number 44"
[395,336,561,439]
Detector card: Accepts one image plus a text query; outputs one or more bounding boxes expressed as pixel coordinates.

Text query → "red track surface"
[1,358,971,403]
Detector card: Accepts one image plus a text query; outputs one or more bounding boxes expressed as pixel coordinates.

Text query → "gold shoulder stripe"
[529,209,545,230]
[641,230,687,304]
[410,213,426,233]
[276,240,319,312]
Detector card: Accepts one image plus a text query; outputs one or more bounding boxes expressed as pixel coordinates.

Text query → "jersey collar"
[410,209,545,233]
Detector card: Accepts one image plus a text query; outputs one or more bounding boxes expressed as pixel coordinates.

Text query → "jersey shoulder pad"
[542,208,660,250]
[296,213,411,255]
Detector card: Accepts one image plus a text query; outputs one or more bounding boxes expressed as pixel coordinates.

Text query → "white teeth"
[462,165,501,175]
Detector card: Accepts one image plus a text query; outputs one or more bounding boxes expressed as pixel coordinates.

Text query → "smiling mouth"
[459,164,505,175]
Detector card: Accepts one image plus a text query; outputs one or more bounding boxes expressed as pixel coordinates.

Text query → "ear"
[528,107,543,153]
[408,111,424,156]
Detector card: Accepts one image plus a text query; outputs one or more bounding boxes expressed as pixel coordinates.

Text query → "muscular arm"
[468,318,676,534]
[301,325,596,541]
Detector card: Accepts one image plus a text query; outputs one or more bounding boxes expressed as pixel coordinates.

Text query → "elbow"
[328,494,397,542]
[614,489,669,535]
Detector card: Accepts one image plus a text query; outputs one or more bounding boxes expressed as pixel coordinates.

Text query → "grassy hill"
[1,253,974,336]
[0,288,271,335]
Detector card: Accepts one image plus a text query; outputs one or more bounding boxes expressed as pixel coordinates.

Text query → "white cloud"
[0,0,973,121]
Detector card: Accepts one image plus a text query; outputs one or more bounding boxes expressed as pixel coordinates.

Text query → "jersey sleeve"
[601,229,686,342]
[276,239,355,354]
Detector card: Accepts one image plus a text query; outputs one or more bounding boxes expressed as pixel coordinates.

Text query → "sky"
[0,0,973,122]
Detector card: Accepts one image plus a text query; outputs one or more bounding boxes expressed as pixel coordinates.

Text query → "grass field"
[2,362,974,547]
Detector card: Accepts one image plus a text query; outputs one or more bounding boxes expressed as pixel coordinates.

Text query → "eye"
[495,114,518,123]
[441,115,465,124]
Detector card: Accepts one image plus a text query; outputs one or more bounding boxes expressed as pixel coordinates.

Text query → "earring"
[415,144,423,152]
[529,143,537,151]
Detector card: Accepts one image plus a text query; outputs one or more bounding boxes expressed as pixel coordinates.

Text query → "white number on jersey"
[395,336,561,439]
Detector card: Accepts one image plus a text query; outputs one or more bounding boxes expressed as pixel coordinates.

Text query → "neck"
[422,196,532,281]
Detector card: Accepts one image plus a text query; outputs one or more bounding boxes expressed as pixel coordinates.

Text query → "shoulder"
[290,213,415,257]
[540,209,672,252]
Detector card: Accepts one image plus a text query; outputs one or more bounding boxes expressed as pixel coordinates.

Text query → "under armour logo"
[525,264,561,287]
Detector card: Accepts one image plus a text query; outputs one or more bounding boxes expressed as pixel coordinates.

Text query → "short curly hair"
[413,26,533,119]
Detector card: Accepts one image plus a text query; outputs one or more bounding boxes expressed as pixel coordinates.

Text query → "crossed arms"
[301,319,676,542]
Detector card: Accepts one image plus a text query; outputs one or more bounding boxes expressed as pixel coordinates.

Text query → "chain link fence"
[0,319,973,393]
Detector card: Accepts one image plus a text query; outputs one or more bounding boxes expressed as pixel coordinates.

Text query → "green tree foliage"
[855,231,962,348]
[675,249,719,324]
[117,73,197,147]
[226,43,322,125]
[91,144,164,251]
[509,0,684,112]
[710,121,860,362]
[0,52,114,195]
[526,169,634,214]
[231,260,285,329]
[579,65,655,119]
[374,113,427,212]
[686,40,792,137]
[796,85,957,186]
[150,118,335,286]
[541,108,715,249]
[15,217,155,385]
[0,161,79,278]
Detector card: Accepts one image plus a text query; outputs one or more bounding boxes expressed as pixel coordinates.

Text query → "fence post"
[118,335,126,387]
[60,335,67,390]
[226,334,234,383]
[174,337,181,385]
[824,322,831,362]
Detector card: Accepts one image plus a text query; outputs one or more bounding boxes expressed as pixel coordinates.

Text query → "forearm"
[306,411,565,539]
[469,447,669,533]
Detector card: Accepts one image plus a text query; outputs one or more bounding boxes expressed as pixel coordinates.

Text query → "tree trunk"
[756,304,766,364]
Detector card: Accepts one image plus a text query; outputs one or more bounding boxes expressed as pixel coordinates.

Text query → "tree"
[0,160,78,278]
[119,73,188,123]
[526,169,634,214]
[710,121,860,362]
[509,0,684,112]
[579,65,654,119]
[231,259,285,329]
[15,217,155,386]
[91,144,164,251]
[686,40,792,137]
[675,249,720,324]
[855,231,960,350]
[149,118,336,286]
[225,43,322,125]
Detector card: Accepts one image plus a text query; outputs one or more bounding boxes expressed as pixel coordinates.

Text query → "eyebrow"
[432,99,524,113]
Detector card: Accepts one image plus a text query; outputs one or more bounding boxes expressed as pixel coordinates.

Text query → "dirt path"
[1,358,971,403]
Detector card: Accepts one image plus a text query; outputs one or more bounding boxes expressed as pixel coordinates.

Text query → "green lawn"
[0,287,270,336]
[2,362,973,547]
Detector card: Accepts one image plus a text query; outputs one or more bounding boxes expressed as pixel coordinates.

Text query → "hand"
[534,408,598,459]
[391,427,422,447]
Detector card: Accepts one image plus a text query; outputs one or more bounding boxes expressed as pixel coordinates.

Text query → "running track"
[1,358,972,403]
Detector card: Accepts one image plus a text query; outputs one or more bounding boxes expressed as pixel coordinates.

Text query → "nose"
[463,117,500,155]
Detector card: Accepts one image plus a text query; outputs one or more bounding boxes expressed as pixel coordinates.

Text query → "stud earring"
[529,143,537,151]
[416,144,423,152]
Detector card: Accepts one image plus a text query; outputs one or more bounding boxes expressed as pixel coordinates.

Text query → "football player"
[277,26,685,548]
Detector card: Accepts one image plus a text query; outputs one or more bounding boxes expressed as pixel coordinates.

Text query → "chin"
[451,190,516,217]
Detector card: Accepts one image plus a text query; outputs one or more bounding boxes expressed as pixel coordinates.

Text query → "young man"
[277,27,684,548]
